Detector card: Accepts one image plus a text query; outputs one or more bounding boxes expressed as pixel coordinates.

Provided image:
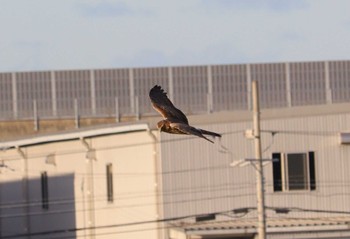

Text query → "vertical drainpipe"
[81,138,96,239]
[16,146,31,237]
[147,127,165,239]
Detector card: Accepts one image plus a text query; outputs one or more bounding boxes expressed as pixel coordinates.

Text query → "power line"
[51,214,259,239]
[1,178,350,211]
[2,173,350,207]
[0,208,242,239]
[0,192,257,219]
[3,205,350,239]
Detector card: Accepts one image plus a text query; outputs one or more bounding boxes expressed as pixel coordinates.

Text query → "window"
[41,171,49,209]
[272,152,316,192]
[106,163,114,202]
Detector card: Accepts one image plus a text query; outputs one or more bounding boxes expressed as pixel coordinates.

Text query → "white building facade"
[160,103,350,239]
[0,123,163,239]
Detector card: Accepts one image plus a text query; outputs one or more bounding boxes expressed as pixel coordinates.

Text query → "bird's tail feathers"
[199,129,221,138]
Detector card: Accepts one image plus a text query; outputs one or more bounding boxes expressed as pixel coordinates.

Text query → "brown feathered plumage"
[149,85,221,143]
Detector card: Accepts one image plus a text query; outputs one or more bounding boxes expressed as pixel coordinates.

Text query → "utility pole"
[252,80,267,239]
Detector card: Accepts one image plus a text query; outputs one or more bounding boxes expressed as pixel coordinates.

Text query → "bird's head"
[157,120,167,132]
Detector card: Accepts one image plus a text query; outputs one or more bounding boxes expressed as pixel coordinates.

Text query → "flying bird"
[149,85,221,143]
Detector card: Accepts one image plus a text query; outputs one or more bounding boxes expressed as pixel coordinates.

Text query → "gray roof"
[174,216,350,236]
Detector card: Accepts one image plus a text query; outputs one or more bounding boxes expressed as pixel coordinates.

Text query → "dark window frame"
[41,171,49,209]
[272,151,316,192]
[106,163,114,203]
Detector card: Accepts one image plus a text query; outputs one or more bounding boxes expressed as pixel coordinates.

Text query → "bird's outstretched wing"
[149,85,188,124]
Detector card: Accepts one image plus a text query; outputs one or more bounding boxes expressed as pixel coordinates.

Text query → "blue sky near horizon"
[1,0,350,72]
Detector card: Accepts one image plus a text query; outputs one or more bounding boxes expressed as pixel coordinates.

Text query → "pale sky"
[1,0,350,72]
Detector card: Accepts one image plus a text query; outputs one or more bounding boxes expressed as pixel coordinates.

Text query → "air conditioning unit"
[340,132,350,144]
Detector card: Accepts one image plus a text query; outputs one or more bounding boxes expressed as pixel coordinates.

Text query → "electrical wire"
[3,205,350,239]
[2,180,350,220]
[2,173,350,207]
[0,208,242,239]
[0,192,258,219]
[2,174,350,212]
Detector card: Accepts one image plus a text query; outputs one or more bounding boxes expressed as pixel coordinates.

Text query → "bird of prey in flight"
[149,85,221,143]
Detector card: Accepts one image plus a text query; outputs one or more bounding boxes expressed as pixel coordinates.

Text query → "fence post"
[246,64,252,111]
[129,68,135,113]
[115,97,120,123]
[135,96,140,120]
[207,93,213,114]
[90,69,96,115]
[51,71,57,117]
[33,100,39,131]
[285,62,292,107]
[207,65,213,113]
[11,72,18,119]
[74,98,79,128]
[168,66,174,102]
[324,61,332,104]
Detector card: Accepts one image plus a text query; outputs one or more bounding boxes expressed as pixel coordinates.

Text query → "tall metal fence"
[0,60,349,120]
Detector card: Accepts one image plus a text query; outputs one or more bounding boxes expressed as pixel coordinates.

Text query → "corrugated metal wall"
[329,61,350,103]
[94,68,130,115]
[0,60,349,120]
[211,64,248,111]
[134,67,169,114]
[172,66,208,114]
[0,72,13,118]
[251,63,287,108]
[290,61,326,106]
[159,113,350,220]
[55,70,91,116]
[16,71,52,118]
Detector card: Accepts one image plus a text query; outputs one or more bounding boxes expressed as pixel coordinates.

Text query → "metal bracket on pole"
[16,146,26,159]
[230,158,277,168]
[80,137,96,161]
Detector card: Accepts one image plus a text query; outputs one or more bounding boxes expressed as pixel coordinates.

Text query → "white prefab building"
[1,103,350,239]
[0,123,163,239]
[159,103,350,239]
